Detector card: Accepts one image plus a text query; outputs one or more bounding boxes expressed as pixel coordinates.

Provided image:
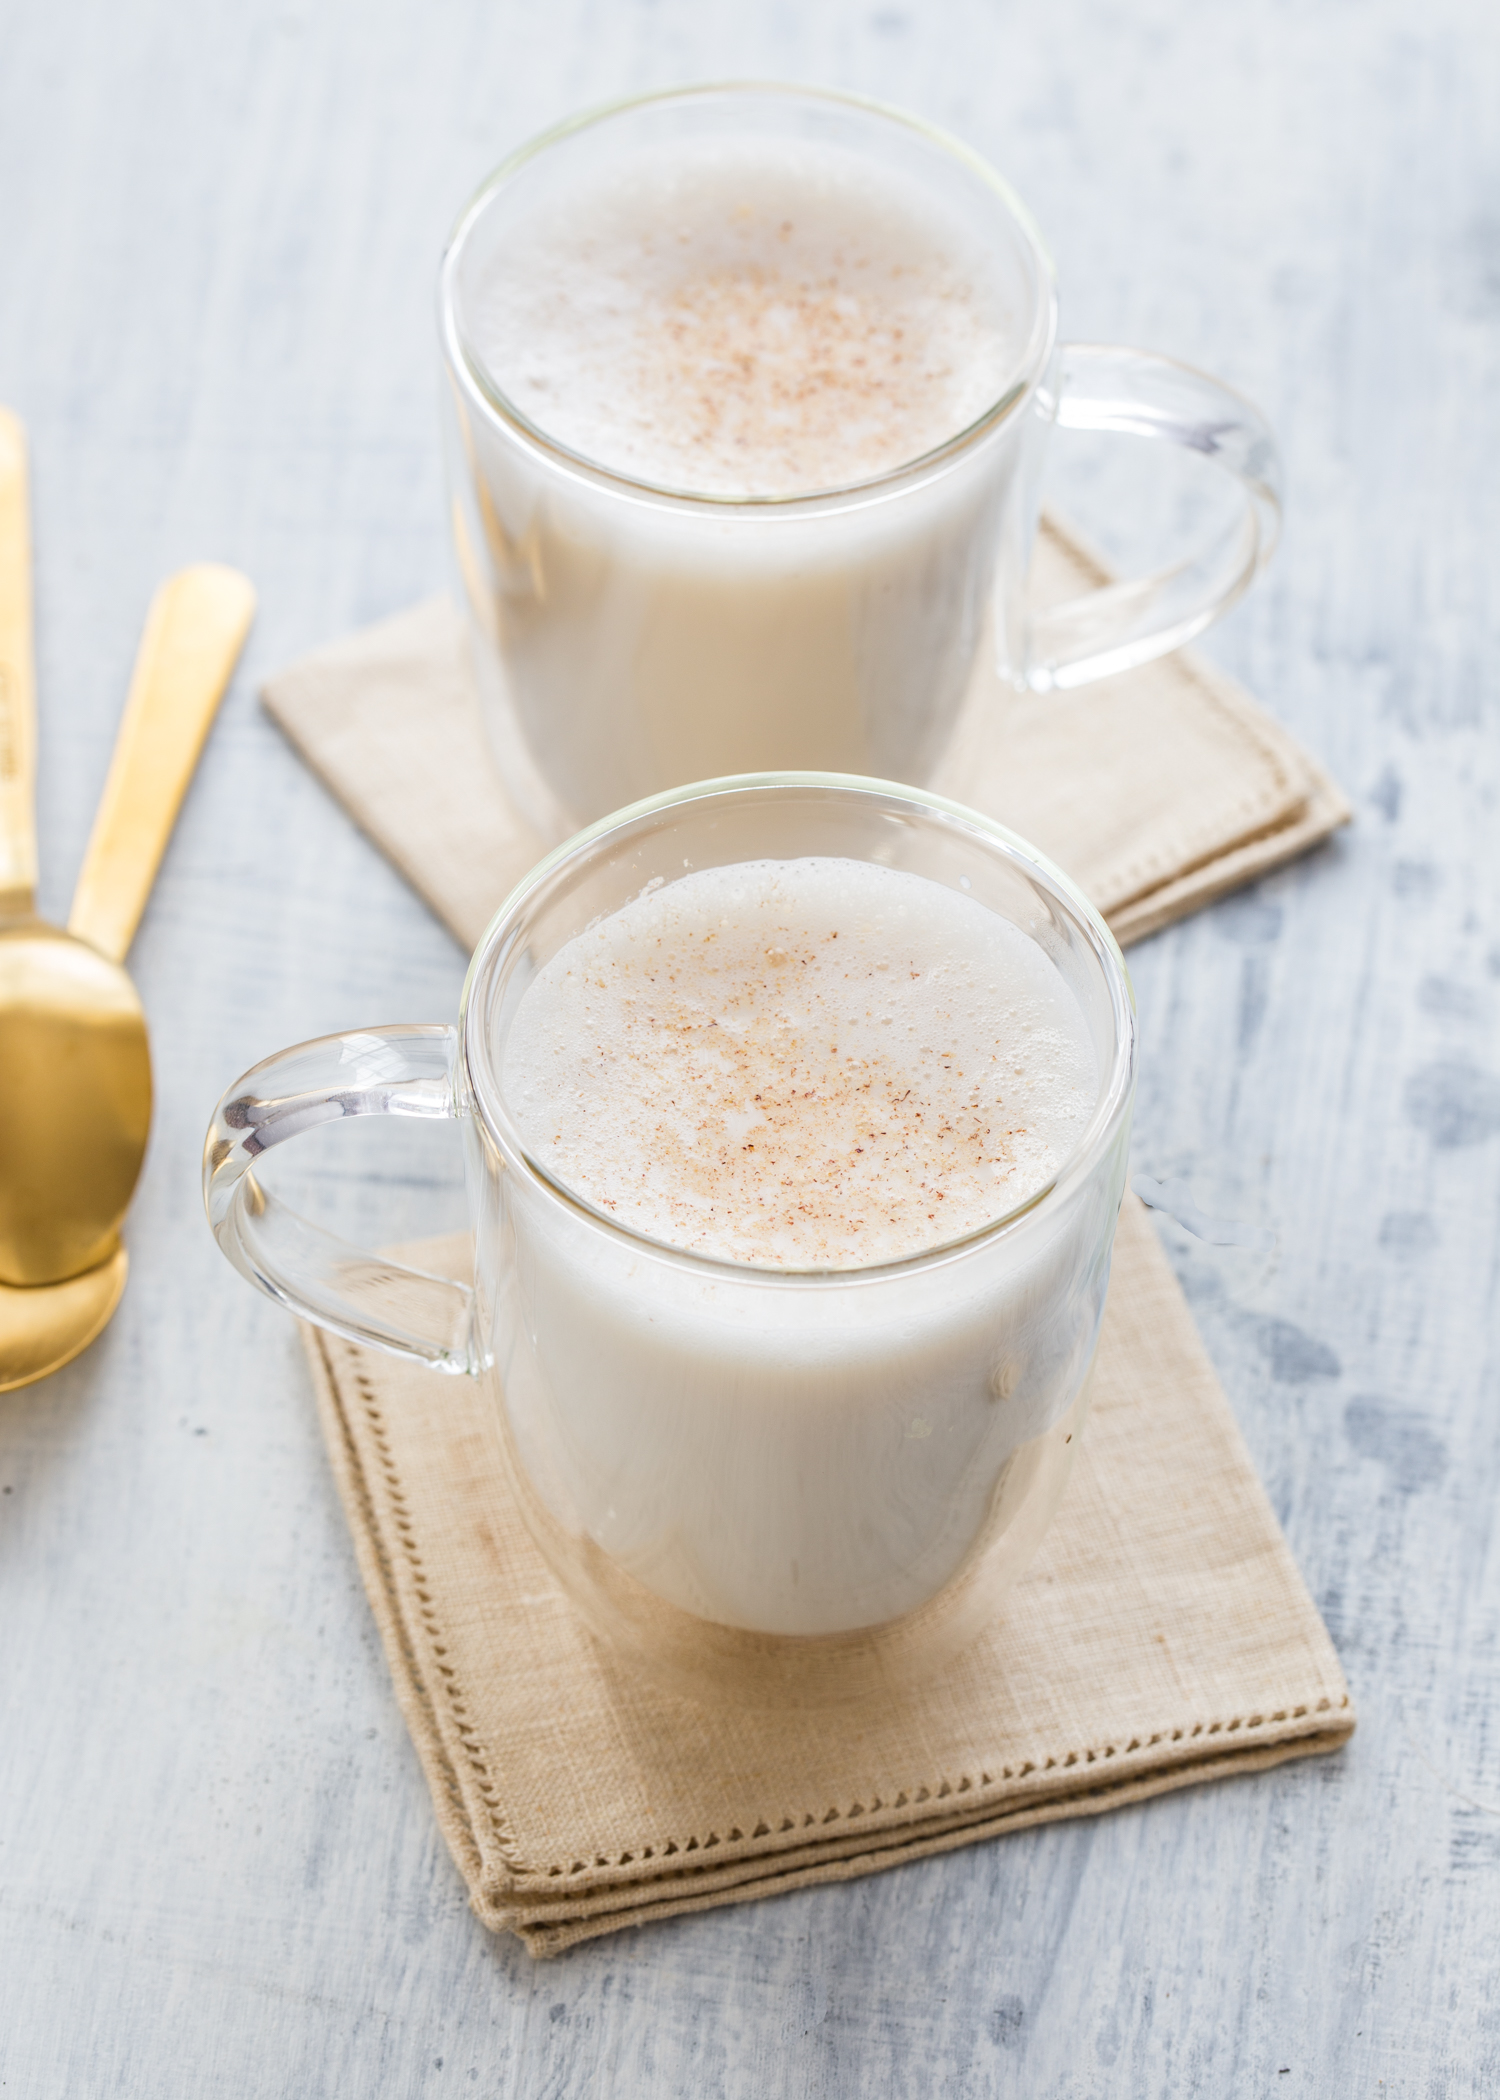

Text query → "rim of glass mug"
[204,774,1137,1375]
[439,80,1060,513]
[460,771,1137,1289]
[438,81,1280,697]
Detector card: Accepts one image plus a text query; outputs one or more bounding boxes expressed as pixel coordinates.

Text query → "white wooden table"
[3,2,1497,2091]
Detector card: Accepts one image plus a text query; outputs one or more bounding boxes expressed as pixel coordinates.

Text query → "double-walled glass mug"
[440,83,1281,845]
[204,778,1137,1707]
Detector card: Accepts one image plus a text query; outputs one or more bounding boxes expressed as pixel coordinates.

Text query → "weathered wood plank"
[1,0,1496,2092]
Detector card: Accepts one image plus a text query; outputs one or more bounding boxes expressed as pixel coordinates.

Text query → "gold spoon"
[0,1257,131,1394]
[0,407,254,1388]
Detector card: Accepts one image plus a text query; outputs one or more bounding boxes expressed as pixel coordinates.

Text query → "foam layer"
[469,137,1015,497]
[502,858,1097,1267]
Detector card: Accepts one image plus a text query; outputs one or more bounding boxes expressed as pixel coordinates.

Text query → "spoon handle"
[0,408,37,918]
[68,564,255,963]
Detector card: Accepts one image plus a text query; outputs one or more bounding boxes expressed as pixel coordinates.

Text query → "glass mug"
[204,777,1136,1706]
[440,83,1281,845]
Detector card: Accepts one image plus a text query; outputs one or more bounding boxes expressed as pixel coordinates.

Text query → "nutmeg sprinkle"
[470,136,1014,496]
[502,858,1097,1268]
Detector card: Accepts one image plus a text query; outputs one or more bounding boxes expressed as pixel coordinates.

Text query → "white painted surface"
[1,1,1497,2092]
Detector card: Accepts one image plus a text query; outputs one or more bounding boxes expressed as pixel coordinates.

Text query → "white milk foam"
[471,138,1014,497]
[503,858,1097,1267]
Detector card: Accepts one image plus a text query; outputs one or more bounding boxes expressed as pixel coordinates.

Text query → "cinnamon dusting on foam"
[502,859,1096,1268]
[471,140,1014,496]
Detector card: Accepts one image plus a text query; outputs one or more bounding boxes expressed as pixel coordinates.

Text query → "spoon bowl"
[0,1242,128,1393]
[0,919,151,1285]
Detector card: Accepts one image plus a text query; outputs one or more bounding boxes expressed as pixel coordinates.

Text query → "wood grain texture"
[0,0,1496,2093]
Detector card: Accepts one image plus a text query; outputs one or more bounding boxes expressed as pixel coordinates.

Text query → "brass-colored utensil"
[0,1253,128,1394]
[0,406,254,1386]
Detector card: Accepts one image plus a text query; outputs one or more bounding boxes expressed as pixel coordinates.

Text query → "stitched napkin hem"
[298,1200,1353,1956]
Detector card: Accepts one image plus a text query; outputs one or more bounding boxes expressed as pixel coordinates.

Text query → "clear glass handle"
[1024,343,1282,693]
[202,1023,477,1373]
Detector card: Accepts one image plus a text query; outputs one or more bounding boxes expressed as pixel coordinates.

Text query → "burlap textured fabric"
[302,1199,1351,1957]
[261,518,1350,956]
[267,524,1354,1952]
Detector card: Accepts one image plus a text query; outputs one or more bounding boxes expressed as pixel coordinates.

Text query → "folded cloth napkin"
[304,1199,1352,1956]
[262,517,1350,955]
[265,519,1355,1954]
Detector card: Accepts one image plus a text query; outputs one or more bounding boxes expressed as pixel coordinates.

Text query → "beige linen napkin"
[304,1197,1352,1956]
[267,521,1354,1953]
[262,518,1350,954]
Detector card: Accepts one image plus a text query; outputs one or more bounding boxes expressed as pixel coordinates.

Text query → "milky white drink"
[443,117,1045,838]
[474,154,1011,501]
[490,858,1110,1638]
[203,778,1135,1692]
[505,859,1093,1266]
